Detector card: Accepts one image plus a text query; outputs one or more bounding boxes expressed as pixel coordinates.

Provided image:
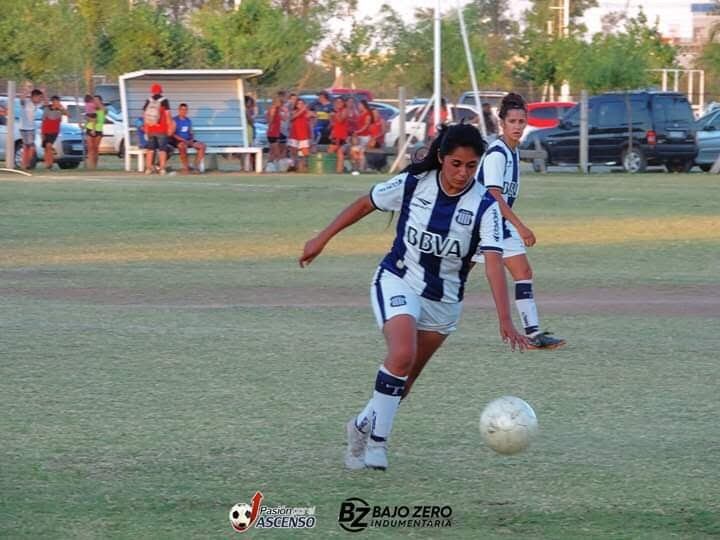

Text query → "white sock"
[515,280,540,335]
[369,365,407,442]
[355,400,373,434]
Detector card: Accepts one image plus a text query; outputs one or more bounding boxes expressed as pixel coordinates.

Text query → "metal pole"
[662,70,667,91]
[433,0,441,129]
[563,0,570,37]
[5,81,15,169]
[699,70,705,112]
[579,90,589,174]
[673,70,679,92]
[457,1,486,137]
[398,86,406,169]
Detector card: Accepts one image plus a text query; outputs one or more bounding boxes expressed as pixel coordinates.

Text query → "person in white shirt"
[299,123,528,471]
[476,93,566,350]
[20,89,43,170]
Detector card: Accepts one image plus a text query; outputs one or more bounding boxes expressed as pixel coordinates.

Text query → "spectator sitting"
[170,103,206,174]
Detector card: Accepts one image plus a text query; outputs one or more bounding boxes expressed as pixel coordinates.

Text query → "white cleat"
[364,439,388,471]
[345,419,369,470]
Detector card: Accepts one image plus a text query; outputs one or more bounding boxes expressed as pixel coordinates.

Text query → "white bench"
[127,145,263,173]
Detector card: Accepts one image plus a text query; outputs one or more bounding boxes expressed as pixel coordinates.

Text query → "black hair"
[179,102,188,108]
[402,123,486,175]
[50,95,60,101]
[498,92,526,119]
[31,89,43,97]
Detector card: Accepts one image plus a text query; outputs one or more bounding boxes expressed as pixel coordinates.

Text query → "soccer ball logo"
[479,396,539,455]
[229,502,253,532]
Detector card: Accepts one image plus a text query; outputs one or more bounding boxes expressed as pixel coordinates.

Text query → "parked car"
[521,91,697,173]
[0,97,84,169]
[694,108,720,171]
[369,101,399,122]
[458,90,507,114]
[385,103,480,148]
[522,101,576,141]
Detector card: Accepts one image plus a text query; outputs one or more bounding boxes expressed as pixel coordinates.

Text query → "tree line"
[1,0,717,100]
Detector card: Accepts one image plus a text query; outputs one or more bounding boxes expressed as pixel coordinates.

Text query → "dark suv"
[522,91,697,172]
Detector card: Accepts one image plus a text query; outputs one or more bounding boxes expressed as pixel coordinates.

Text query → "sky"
[355,0,699,38]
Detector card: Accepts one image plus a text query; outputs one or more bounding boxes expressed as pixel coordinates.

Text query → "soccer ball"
[229,502,253,532]
[479,396,538,455]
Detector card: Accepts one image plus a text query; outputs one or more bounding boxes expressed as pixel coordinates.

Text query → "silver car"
[695,108,720,172]
[0,97,84,169]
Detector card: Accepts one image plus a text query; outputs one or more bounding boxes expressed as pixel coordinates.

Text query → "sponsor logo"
[376,177,403,193]
[338,497,452,532]
[406,225,462,258]
[503,180,519,198]
[455,208,473,226]
[389,295,407,307]
[492,207,501,242]
[229,492,316,533]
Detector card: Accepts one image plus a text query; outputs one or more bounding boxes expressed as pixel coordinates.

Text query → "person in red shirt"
[368,108,385,149]
[41,95,67,169]
[328,97,349,174]
[289,98,311,172]
[350,100,373,172]
[142,83,172,175]
[266,94,285,167]
[426,98,449,140]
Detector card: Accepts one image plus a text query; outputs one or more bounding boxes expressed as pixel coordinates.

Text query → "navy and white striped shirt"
[476,138,520,208]
[369,170,503,303]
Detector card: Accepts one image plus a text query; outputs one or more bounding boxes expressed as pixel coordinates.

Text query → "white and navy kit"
[475,137,525,259]
[368,170,503,333]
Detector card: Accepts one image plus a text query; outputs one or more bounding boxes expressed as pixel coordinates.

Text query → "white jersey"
[20,99,39,131]
[369,170,503,303]
[476,137,520,208]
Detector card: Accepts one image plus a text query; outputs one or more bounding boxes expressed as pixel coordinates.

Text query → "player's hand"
[299,236,326,268]
[499,319,529,352]
[517,224,536,247]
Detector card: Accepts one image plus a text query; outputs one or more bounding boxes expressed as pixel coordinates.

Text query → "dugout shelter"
[119,69,263,172]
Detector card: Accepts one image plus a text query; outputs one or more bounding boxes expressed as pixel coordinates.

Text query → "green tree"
[570,11,677,92]
[192,0,320,87]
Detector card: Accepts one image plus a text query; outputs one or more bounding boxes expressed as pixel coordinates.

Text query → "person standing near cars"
[20,89,44,170]
[41,95,68,169]
[85,95,105,170]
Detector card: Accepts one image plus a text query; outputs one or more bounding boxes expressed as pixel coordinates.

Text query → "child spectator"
[20,89,44,170]
[171,103,206,174]
[142,83,172,175]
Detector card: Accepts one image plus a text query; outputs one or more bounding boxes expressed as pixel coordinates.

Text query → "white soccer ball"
[229,502,253,532]
[479,396,538,455]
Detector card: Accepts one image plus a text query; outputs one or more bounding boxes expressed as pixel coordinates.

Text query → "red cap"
[150,83,163,95]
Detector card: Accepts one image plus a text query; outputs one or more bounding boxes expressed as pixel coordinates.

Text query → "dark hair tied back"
[402,123,485,175]
[498,92,526,119]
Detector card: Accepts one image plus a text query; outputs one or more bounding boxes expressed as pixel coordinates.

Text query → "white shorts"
[473,221,526,263]
[357,135,372,148]
[370,267,462,335]
[287,139,310,149]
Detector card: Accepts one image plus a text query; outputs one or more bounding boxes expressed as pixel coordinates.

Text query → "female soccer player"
[299,124,528,471]
[475,93,566,350]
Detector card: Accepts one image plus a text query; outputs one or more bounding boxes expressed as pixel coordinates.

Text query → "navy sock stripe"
[375,369,406,397]
[515,282,534,300]
[370,434,387,442]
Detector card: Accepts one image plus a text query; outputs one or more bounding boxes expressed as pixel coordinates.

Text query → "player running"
[475,93,566,350]
[299,124,528,471]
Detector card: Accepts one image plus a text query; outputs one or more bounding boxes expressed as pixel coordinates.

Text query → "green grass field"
[1,170,719,539]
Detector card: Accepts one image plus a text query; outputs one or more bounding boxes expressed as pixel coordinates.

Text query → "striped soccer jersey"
[369,170,503,303]
[476,137,520,208]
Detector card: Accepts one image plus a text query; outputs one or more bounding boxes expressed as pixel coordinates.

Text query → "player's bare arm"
[483,251,528,351]
[299,195,376,267]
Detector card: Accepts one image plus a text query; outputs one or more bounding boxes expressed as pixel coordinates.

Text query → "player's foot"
[527,331,566,350]
[345,419,369,470]
[364,439,388,471]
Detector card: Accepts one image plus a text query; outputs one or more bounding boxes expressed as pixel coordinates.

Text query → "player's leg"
[145,137,157,173]
[346,270,420,471]
[504,253,566,350]
[177,141,189,172]
[402,330,448,399]
[43,137,54,168]
[192,141,206,171]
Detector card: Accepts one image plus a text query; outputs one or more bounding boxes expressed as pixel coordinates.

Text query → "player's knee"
[387,345,415,373]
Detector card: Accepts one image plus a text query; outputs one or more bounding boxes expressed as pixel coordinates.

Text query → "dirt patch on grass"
[1,284,717,317]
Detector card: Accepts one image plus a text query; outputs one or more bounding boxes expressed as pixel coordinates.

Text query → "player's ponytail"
[402,123,486,176]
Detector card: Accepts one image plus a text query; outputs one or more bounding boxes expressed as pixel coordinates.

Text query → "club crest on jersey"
[455,209,473,226]
[390,295,407,307]
[406,225,462,257]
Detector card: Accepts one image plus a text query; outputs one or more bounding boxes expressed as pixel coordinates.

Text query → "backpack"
[144,98,162,127]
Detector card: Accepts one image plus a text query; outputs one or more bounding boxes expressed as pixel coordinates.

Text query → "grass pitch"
[1,170,719,539]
